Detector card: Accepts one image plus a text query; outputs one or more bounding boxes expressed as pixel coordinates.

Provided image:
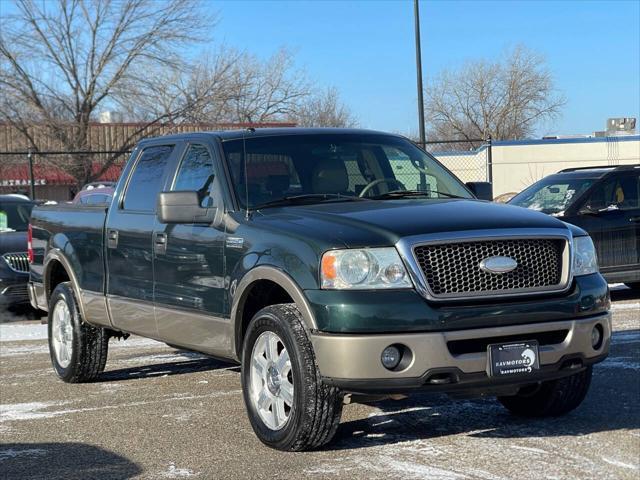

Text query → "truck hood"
[0,231,27,255]
[254,199,573,248]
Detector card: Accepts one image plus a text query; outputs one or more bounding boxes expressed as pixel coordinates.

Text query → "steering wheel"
[359,178,406,197]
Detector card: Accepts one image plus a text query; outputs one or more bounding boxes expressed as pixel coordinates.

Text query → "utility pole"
[414,0,427,190]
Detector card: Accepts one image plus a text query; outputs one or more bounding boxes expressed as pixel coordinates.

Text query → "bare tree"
[0,0,211,186]
[425,46,565,145]
[292,87,357,128]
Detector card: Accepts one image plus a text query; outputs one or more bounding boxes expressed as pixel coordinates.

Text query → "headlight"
[573,236,598,276]
[321,247,413,289]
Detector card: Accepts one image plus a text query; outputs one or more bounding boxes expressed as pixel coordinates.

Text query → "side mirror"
[466,181,493,201]
[157,191,216,224]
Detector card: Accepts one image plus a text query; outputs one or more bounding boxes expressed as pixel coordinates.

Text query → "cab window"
[123,145,174,212]
[172,144,216,207]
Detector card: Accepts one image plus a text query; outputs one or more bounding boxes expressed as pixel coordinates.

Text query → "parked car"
[29,129,610,451]
[0,194,35,307]
[509,165,640,289]
[72,182,115,205]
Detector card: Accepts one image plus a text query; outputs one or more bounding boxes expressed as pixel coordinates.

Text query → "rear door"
[152,142,228,353]
[567,171,640,275]
[105,143,180,337]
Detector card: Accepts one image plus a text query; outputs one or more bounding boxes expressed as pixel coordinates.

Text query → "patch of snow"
[0,448,47,461]
[161,462,197,478]
[601,457,639,470]
[0,390,241,423]
[0,344,49,357]
[611,302,640,312]
[0,323,47,342]
[509,445,549,455]
[0,401,72,422]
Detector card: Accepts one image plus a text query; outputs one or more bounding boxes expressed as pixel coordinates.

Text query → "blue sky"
[211,0,639,137]
[1,0,638,137]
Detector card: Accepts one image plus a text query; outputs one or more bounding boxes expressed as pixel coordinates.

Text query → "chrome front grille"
[412,238,567,299]
[2,253,29,273]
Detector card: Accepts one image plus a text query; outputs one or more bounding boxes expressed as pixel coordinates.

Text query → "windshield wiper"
[254,193,367,210]
[370,190,466,200]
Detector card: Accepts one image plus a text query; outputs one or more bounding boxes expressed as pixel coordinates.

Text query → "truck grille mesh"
[413,239,564,298]
[3,253,29,273]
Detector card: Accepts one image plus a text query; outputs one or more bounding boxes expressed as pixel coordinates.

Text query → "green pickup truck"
[29,129,611,451]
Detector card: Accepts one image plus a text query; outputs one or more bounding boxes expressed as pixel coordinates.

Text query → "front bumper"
[311,312,611,394]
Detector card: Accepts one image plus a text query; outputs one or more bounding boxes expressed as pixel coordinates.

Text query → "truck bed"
[30,204,108,294]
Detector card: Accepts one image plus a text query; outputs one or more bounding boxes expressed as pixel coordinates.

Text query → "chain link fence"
[418,138,492,185]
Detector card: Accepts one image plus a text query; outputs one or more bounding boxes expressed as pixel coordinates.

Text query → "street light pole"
[414,0,426,148]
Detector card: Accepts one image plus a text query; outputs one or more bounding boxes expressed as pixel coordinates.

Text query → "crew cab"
[28,129,611,451]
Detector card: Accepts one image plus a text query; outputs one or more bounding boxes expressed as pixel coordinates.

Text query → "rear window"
[123,145,174,212]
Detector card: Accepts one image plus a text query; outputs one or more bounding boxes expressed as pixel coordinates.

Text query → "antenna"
[243,130,250,220]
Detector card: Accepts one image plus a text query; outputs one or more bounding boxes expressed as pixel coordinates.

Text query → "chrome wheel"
[249,331,294,431]
[51,299,73,368]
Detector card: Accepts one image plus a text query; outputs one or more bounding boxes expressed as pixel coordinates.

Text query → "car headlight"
[573,236,598,276]
[321,247,413,289]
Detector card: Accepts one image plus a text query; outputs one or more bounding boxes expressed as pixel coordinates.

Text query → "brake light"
[27,224,34,264]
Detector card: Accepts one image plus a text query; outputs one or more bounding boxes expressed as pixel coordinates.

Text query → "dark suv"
[0,195,35,307]
[510,165,640,289]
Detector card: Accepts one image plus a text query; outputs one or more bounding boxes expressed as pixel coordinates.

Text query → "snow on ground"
[0,323,47,342]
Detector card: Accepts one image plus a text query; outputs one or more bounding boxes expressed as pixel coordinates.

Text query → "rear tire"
[48,282,109,383]
[241,304,343,451]
[498,367,592,417]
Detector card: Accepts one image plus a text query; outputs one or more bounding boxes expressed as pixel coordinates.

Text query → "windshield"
[222,134,472,209]
[0,201,34,232]
[509,176,595,215]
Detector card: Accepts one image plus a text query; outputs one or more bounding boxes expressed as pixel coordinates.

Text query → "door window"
[173,144,216,207]
[583,174,640,211]
[123,145,174,211]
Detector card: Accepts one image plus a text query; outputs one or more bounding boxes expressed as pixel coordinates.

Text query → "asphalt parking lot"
[1,288,638,480]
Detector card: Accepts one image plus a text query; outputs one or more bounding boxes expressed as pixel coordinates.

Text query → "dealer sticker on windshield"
[487,341,540,377]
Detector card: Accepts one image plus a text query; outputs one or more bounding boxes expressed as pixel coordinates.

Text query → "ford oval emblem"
[479,256,518,274]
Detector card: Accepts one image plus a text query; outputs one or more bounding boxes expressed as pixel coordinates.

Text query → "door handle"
[629,216,640,223]
[154,232,167,255]
[107,229,119,249]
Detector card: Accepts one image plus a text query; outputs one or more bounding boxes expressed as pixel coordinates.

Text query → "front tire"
[241,304,343,451]
[498,367,592,417]
[48,282,109,383]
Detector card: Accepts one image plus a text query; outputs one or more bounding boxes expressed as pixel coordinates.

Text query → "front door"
[153,143,227,353]
[106,143,179,337]
[565,171,640,276]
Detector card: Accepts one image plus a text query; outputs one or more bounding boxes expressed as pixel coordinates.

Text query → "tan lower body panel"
[310,314,611,380]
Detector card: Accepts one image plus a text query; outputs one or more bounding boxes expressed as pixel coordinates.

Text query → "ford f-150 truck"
[28,129,611,451]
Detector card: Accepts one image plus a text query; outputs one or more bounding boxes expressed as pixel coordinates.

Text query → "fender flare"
[43,248,87,321]
[230,265,317,358]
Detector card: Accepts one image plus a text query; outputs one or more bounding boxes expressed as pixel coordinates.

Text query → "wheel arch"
[43,249,87,321]
[231,266,317,360]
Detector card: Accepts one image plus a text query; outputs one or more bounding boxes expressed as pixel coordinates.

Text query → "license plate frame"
[487,341,540,377]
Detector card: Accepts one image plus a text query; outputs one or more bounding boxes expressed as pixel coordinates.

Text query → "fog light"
[381,345,401,370]
[591,324,603,350]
